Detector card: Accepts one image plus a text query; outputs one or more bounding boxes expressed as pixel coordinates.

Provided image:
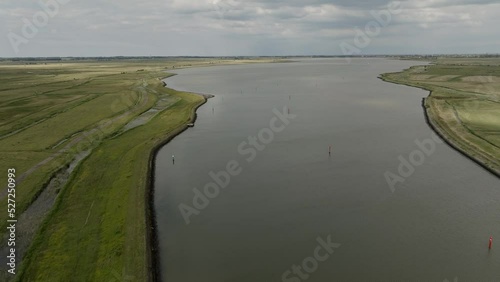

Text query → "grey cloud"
[0,0,499,57]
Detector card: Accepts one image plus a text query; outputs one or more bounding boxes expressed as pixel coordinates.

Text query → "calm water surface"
[154,59,500,282]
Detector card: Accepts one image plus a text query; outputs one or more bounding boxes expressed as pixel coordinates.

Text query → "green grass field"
[4,56,498,280]
[17,89,204,281]
[0,58,283,281]
[381,58,500,175]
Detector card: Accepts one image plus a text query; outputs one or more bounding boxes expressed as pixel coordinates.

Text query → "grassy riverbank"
[381,58,500,175]
[17,88,205,281]
[0,58,283,281]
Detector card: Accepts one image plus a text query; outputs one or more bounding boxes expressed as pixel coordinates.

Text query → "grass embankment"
[381,58,500,175]
[0,63,153,236]
[0,58,283,281]
[17,88,204,281]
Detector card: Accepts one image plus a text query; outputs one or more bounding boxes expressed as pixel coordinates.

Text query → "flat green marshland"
[0,58,282,281]
[381,58,500,175]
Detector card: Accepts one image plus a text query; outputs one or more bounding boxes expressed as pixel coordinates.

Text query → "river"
[154,59,500,282]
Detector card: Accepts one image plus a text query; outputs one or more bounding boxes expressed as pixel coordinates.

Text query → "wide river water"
[155,59,500,282]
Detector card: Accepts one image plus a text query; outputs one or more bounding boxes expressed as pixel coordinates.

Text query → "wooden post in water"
[489,236,493,249]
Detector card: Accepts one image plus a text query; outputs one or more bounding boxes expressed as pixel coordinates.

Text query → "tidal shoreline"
[379,74,500,178]
[146,80,213,282]
[421,96,500,178]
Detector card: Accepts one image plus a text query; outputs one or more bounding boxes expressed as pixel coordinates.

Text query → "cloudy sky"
[1,0,499,57]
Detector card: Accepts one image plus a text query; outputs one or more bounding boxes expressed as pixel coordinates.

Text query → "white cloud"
[0,0,498,56]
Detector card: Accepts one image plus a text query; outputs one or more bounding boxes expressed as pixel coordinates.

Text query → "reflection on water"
[154,59,500,282]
